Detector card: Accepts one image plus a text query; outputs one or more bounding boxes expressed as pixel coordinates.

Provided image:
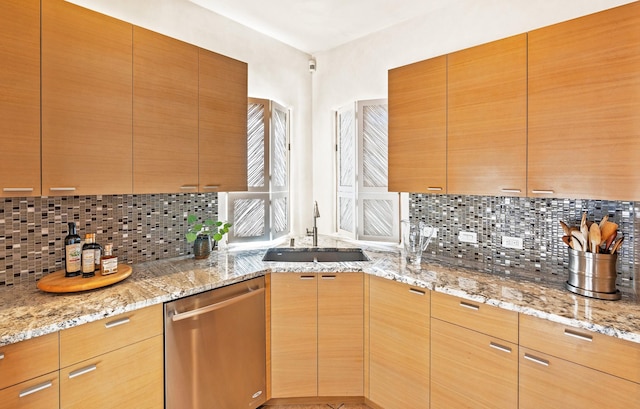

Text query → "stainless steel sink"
[262,247,369,262]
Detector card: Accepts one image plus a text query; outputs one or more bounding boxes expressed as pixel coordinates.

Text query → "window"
[336,99,399,242]
[225,98,290,243]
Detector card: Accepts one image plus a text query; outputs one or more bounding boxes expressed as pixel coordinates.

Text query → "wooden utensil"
[598,215,609,230]
[589,223,601,253]
[605,231,618,252]
[559,221,571,236]
[610,236,624,254]
[580,212,589,251]
[571,230,586,251]
[600,221,618,248]
[562,235,573,248]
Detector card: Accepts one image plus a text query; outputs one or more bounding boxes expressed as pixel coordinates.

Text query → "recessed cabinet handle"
[501,189,521,193]
[180,185,198,190]
[299,275,315,280]
[489,342,512,353]
[105,317,130,329]
[49,187,76,191]
[3,187,34,192]
[564,329,593,342]
[203,185,220,190]
[524,353,549,367]
[69,364,97,379]
[427,187,443,191]
[19,380,53,398]
[321,275,336,280]
[459,301,480,311]
[409,288,425,296]
[531,190,554,194]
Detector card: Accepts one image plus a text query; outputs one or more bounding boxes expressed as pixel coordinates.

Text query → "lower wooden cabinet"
[519,346,640,408]
[431,319,518,409]
[368,276,430,409]
[0,372,59,409]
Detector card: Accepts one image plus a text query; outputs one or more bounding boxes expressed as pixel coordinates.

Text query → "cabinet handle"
[180,185,198,190]
[69,364,97,379]
[299,275,315,280]
[409,288,426,296]
[564,328,593,342]
[3,187,34,192]
[321,275,336,280]
[105,316,130,329]
[427,187,443,191]
[0,352,4,360]
[203,185,220,190]
[523,353,549,367]
[19,380,53,398]
[49,187,76,191]
[501,188,521,193]
[459,301,480,311]
[531,190,554,194]
[489,342,512,354]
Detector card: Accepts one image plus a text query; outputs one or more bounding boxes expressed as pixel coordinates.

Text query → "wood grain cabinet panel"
[199,49,248,192]
[528,2,640,200]
[368,277,430,409]
[447,34,527,196]
[42,0,133,196]
[0,372,60,409]
[133,27,199,194]
[0,0,41,197]
[388,56,447,194]
[0,332,59,390]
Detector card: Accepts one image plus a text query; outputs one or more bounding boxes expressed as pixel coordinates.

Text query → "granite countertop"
[1,236,639,347]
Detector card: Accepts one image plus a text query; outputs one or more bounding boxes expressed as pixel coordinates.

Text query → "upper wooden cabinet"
[447,34,527,197]
[0,0,41,197]
[42,0,133,196]
[528,2,640,200]
[199,49,248,192]
[133,27,199,194]
[388,56,447,194]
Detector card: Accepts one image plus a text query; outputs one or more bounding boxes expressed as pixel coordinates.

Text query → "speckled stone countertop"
[1,236,639,347]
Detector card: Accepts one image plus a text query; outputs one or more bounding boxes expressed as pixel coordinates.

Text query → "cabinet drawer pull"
[409,288,425,296]
[459,301,480,311]
[19,380,53,398]
[531,190,554,195]
[180,185,198,190]
[203,185,220,190]
[299,275,315,280]
[489,342,512,354]
[321,275,336,279]
[69,364,97,379]
[501,188,521,193]
[0,352,4,360]
[524,353,549,367]
[105,317,131,329]
[564,329,593,342]
[3,187,34,192]
[427,187,443,191]
[49,187,76,191]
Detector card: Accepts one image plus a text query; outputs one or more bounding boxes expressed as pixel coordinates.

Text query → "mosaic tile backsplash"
[410,194,639,293]
[0,194,218,286]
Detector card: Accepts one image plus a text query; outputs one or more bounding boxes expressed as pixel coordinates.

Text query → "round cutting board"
[37,264,132,293]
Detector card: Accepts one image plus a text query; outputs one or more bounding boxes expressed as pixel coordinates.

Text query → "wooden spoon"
[610,236,624,254]
[580,212,589,251]
[571,230,585,251]
[559,221,571,236]
[562,235,573,248]
[589,223,601,253]
[598,215,609,230]
[605,231,618,253]
[600,221,618,248]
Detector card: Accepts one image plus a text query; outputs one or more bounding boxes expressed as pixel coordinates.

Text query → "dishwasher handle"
[171,287,265,322]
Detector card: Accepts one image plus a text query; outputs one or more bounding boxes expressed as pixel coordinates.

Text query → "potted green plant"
[186,214,232,259]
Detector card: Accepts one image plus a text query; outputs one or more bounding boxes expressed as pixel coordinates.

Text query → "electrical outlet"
[458,231,478,244]
[423,226,439,239]
[502,236,524,250]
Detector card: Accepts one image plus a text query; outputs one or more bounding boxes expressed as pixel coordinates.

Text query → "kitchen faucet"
[307,201,320,247]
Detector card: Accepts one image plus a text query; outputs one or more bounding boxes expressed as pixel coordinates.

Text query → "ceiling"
[188,0,454,54]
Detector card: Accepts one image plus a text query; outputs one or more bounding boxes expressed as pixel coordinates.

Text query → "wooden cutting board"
[37,264,132,293]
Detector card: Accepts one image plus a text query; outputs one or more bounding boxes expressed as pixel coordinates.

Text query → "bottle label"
[82,249,95,273]
[66,244,82,273]
[94,249,101,266]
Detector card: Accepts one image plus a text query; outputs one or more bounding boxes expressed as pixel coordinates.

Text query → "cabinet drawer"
[0,332,59,390]
[431,291,518,343]
[60,304,163,367]
[0,371,59,409]
[520,314,640,383]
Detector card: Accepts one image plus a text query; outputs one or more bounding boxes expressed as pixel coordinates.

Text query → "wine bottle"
[64,222,82,277]
[92,234,102,271]
[81,233,97,278]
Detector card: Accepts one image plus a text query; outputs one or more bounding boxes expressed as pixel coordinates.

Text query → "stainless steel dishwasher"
[164,277,266,409]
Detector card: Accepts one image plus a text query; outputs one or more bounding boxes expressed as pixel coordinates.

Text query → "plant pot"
[193,235,212,259]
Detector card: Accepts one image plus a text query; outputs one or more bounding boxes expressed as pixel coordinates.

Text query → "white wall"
[311,0,636,234]
[68,0,314,235]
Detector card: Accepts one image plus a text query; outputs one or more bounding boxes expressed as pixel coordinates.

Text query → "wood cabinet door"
[0,0,40,197]
[0,333,59,390]
[133,27,199,194]
[369,277,430,409]
[42,0,133,196]
[447,34,527,196]
[519,347,640,408]
[270,273,318,398]
[388,56,447,194]
[528,2,640,200]
[199,49,248,192]
[317,273,363,396]
[431,319,518,409]
[0,372,59,409]
[60,335,163,409]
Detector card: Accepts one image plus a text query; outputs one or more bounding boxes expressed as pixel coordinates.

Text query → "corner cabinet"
[388,56,447,194]
[199,49,249,192]
[368,276,430,409]
[447,34,527,197]
[269,273,364,400]
[0,0,41,197]
[41,0,133,196]
[528,2,640,200]
[133,27,199,194]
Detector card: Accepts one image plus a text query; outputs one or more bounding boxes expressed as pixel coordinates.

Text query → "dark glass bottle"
[81,233,98,278]
[64,222,82,277]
